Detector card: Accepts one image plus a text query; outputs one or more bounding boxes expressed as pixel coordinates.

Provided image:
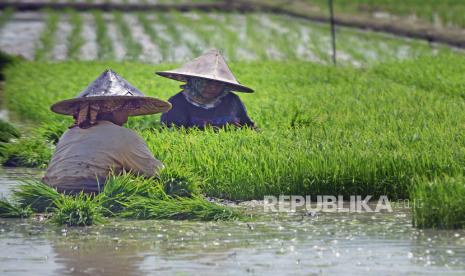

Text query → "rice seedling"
[168,11,205,58]
[0,119,20,143]
[1,136,53,168]
[67,10,85,60]
[34,10,59,61]
[137,13,170,61]
[0,172,240,225]
[245,14,269,60]
[121,196,241,221]
[257,14,298,60]
[50,193,104,226]
[0,198,32,218]
[95,172,166,216]
[411,175,465,229]
[113,12,142,61]
[93,10,115,60]
[306,0,465,28]
[37,120,70,145]
[12,179,60,212]
[0,7,14,28]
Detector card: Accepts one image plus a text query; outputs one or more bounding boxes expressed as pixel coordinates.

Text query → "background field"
[0,9,443,66]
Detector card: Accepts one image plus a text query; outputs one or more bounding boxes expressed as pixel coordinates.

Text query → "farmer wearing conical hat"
[157,49,255,129]
[42,69,171,194]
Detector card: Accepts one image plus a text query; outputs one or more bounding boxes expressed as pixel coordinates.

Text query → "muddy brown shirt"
[43,120,163,193]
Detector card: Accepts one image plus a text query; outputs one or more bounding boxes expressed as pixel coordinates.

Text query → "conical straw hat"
[156,49,253,93]
[51,69,171,116]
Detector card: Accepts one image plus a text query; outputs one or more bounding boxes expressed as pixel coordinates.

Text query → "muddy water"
[1,167,465,275]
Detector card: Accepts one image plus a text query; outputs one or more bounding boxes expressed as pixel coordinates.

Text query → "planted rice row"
[0,10,442,65]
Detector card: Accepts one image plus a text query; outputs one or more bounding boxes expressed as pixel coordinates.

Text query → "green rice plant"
[2,137,53,168]
[0,198,32,218]
[38,120,70,145]
[35,10,59,61]
[168,11,204,58]
[137,13,170,61]
[96,169,200,216]
[411,175,465,229]
[305,0,465,28]
[50,193,104,226]
[0,7,14,28]
[113,12,142,61]
[0,119,20,143]
[12,180,60,212]
[0,50,20,80]
[67,10,85,60]
[3,55,465,204]
[121,195,241,221]
[258,14,299,60]
[372,50,465,99]
[158,166,201,198]
[245,14,269,60]
[95,173,167,216]
[93,10,114,60]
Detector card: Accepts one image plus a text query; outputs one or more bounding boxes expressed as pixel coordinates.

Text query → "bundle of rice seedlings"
[122,196,242,221]
[2,137,52,168]
[12,180,60,212]
[0,119,20,143]
[50,193,104,227]
[0,198,31,218]
[96,173,165,216]
[158,167,201,198]
[38,120,69,145]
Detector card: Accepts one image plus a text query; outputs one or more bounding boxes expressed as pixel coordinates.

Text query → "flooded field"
[0,10,441,66]
[1,167,465,275]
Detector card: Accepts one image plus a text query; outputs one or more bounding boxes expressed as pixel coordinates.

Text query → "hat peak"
[77,69,144,98]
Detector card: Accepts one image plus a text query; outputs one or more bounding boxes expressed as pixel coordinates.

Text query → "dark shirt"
[161,92,254,129]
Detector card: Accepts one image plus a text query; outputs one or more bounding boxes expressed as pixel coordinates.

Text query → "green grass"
[34,10,59,61]
[412,175,465,229]
[2,52,465,227]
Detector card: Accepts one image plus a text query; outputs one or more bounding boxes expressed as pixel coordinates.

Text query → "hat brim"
[156,71,254,93]
[50,96,172,116]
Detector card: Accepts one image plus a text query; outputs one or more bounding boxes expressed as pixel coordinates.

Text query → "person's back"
[43,120,163,194]
[42,69,171,194]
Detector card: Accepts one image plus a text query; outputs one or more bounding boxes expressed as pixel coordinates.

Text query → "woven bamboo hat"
[51,69,171,116]
[156,49,253,93]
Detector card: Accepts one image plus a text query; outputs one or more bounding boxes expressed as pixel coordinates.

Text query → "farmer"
[42,69,171,194]
[158,49,255,129]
